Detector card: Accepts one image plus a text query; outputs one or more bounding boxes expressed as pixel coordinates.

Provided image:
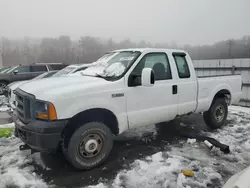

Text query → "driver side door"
[10,65,31,82]
[125,52,178,129]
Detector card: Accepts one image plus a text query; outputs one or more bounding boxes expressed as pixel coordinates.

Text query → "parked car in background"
[0,63,68,94]
[7,63,92,111]
[51,63,92,77]
[7,70,58,110]
[14,48,242,170]
[0,66,12,73]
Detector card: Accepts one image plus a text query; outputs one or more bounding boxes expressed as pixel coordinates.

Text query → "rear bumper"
[14,112,68,153]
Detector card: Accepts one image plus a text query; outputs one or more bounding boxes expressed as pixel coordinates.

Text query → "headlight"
[34,100,57,121]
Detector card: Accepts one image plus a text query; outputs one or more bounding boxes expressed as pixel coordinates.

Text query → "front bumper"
[14,112,68,153]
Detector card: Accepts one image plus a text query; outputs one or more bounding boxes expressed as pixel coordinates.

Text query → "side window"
[14,66,30,73]
[49,64,67,70]
[132,53,172,81]
[173,54,190,78]
[30,65,47,72]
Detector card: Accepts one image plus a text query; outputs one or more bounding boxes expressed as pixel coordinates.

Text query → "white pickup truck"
[13,48,242,170]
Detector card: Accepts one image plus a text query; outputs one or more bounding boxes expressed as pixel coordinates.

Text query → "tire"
[203,98,228,129]
[0,81,8,95]
[63,121,113,170]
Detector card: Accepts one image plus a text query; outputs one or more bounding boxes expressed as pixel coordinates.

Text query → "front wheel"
[203,98,228,129]
[63,121,113,170]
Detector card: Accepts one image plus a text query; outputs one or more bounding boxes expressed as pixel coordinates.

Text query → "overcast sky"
[0,0,250,45]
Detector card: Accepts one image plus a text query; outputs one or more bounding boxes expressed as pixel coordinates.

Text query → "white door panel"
[126,81,178,128]
[172,53,197,114]
[125,52,179,129]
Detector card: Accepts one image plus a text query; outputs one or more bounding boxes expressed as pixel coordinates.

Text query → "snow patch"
[0,122,14,128]
[0,135,49,188]
[111,152,184,188]
[89,106,250,188]
[0,106,10,112]
[187,138,196,144]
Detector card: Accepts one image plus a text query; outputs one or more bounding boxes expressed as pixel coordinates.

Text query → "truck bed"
[195,74,242,113]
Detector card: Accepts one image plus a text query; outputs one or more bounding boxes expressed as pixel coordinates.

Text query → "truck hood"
[18,75,109,100]
[8,81,29,91]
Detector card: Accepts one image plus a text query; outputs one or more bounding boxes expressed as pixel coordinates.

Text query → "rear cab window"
[30,65,48,72]
[48,64,68,70]
[172,53,190,78]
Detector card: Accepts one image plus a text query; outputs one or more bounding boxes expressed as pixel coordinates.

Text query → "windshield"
[32,71,56,80]
[52,65,78,77]
[0,67,10,73]
[95,52,117,63]
[5,66,18,73]
[81,51,141,78]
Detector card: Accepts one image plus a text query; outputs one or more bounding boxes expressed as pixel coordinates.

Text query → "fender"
[208,83,232,108]
[56,97,129,134]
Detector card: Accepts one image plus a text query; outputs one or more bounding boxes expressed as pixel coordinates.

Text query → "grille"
[15,90,32,123]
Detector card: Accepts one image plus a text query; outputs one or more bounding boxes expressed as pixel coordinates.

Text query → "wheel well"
[62,108,119,149]
[213,89,231,104]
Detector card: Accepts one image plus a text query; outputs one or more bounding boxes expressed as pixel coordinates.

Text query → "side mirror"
[141,68,155,86]
[13,70,18,74]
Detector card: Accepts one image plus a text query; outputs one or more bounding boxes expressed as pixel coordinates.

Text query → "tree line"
[1,35,250,66]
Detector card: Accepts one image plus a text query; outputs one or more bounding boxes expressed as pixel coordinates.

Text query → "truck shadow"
[32,114,230,187]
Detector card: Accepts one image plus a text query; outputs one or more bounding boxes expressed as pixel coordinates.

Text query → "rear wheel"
[203,98,228,129]
[63,121,113,170]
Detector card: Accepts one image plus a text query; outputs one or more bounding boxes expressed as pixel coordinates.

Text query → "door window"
[13,65,30,73]
[173,54,190,78]
[131,53,172,81]
[49,64,68,70]
[30,65,47,72]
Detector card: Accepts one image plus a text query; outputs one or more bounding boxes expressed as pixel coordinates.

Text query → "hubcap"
[78,133,103,159]
[85,139,98,153]
[214,104,225,122]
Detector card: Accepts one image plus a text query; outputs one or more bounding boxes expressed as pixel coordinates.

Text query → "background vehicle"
[14,48,242,170]
[0,63,68,94]
[7,64,92,111]
[51,63,92,77]
[0,66,12,73]
[7,70,58,110]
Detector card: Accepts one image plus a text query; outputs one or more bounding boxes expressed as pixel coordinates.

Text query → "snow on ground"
[0,96,10,113]
[0,122,14,128]
[88,106,250,188]
[0,98,249,188]
[0,136,48,188]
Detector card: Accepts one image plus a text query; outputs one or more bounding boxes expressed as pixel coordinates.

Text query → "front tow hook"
[19,144,31,151]
[19,144,39,154]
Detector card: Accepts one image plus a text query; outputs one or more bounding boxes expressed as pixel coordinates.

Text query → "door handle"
[172,85,177,94]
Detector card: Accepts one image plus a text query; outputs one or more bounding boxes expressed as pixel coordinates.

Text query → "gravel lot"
[0,97,249,188]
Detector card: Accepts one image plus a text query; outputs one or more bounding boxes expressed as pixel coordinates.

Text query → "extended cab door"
[125,52,178,129]
[171,53,198,115]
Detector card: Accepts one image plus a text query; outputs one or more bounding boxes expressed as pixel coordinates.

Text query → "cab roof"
[112,48,187,54]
